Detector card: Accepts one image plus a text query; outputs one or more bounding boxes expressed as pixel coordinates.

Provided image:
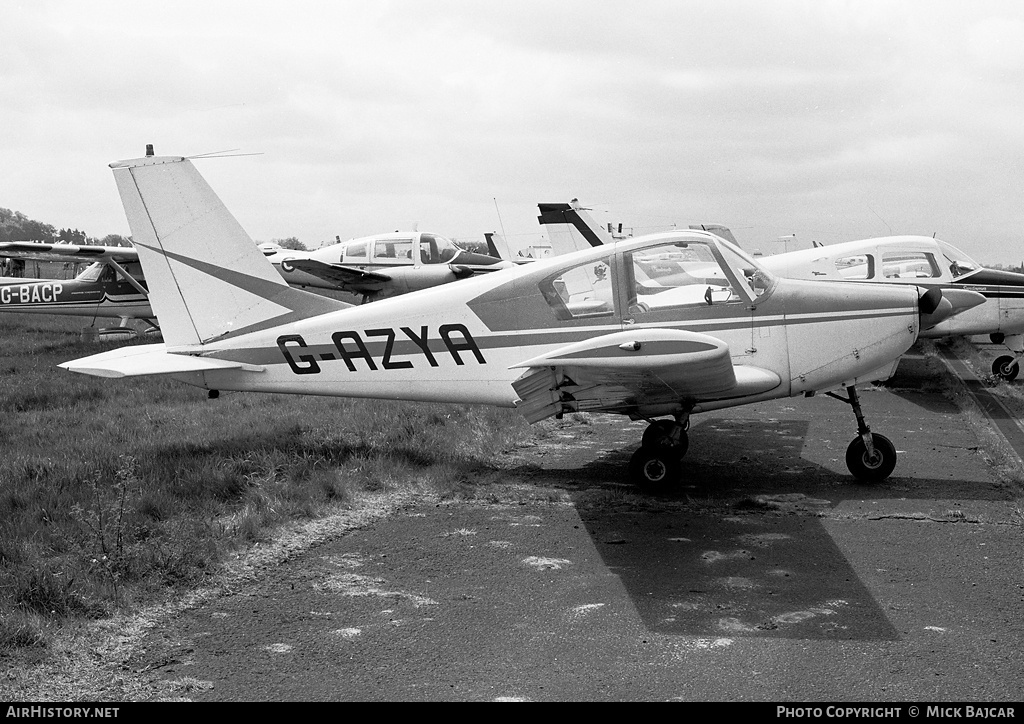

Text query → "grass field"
[0,312,538,653]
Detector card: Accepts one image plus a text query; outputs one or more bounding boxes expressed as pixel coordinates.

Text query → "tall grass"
[0,313,535,651]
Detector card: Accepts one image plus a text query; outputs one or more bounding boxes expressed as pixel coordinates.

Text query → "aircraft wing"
[0,242,138,263]
[510,328,781,422]
[285,259,392,293]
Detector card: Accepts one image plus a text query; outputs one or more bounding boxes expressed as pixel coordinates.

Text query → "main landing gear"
[825,385,897,483]
[630,414,689,489]
[629,385,897,489]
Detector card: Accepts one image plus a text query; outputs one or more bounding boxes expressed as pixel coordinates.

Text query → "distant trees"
[272,236,308,251]
[0,207,56,242]
[0,206,136,247]
[453,238,489,254]
[56,228,87,244]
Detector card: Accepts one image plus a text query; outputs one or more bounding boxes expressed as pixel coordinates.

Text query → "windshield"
[431,234,460,263]
[624,234,774,312]
[77,262,105,282]
[937,240,981,280]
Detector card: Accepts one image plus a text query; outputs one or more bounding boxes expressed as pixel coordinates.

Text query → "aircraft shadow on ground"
[515,415,1005,642]
[565,418,897,641]
[873,353,966,415]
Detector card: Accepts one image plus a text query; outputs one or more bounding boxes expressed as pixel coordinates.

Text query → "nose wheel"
[630,415,689,489]
[990,334,1024,381]
[827,385,897,483]
[992,355,1020,382]
[845,432,897,482]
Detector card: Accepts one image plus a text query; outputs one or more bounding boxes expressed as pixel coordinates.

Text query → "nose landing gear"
[990,334,1023,382]
[826,385,897,483]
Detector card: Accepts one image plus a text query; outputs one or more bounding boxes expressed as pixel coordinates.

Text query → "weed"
[0,312,538,640]
[0,611,48,651]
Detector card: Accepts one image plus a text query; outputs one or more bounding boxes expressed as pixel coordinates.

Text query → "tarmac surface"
[124,349,1024,702]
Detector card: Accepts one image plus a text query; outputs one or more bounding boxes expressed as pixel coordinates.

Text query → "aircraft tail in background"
[537,199,615,256]
[687,224,739,247]
[484,231,515,261]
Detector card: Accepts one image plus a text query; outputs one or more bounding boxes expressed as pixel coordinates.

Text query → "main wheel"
[990,333,1005,345]
[845,433,897,483]
[629,447,682,489]
[641,421,689,457]
[992,355,1019,381]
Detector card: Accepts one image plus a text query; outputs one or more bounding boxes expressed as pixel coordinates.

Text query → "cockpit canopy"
[337,233,463,265]
[76,260,145,284]
[538,232,775,321]
[938,240,981,280]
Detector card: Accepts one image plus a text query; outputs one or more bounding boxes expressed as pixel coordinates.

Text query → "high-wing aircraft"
[0,242,157,338]
[263,231,513,303]
[0,229,506,332]
[62,152,965,488]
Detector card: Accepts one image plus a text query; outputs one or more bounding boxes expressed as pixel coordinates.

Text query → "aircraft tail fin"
[484,232,514,260]
[537,199,614,256]
[110,151,348,348]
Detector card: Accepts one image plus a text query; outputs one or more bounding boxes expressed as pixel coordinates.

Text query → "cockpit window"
[343,241,367,261]
[373,239,413,261]
[121,261,146,282]
[77,262,105,282]
[880,251,941,279]
[625,236,772,313]
[938,240,981,280]
[432,235,460,263]
[835,254,872,279]
[540,256,615,321]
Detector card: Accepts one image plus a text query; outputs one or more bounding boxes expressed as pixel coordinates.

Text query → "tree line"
[0,206,131,247]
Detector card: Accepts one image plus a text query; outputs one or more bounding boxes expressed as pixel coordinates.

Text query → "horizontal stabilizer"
[537,201,613,256]
[59,343,262,379]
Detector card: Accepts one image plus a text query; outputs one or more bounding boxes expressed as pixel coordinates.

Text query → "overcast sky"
[3,0,1024,263]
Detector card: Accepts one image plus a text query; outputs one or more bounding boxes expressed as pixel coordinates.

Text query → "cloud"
[1,0,1023,262]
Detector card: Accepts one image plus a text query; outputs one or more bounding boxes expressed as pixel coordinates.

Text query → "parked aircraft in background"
[482,200,640,265]
[62,152,971,488]
[0,227,508,332]
[0,242,157,338]
[543,203,1017,378]
[757,236,1024,380]
[264,232,512,303]
[535,199,740,249]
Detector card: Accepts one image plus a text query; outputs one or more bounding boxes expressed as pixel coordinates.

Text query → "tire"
[641,421,689,457]
[845,433,897,483]
[992,355,1019,382]
[990,333,1005,345]
[629,447,682,489]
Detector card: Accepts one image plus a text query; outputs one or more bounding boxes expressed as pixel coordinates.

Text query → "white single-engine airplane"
[264,231,513,303]
[0,242,157,338]
[62,152,968,487]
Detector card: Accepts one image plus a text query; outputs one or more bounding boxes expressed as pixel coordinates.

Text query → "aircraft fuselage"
[163,238,921,419]
[0,276,151,319]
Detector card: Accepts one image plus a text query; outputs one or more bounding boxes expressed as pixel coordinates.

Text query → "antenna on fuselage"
[493,198,508,239]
